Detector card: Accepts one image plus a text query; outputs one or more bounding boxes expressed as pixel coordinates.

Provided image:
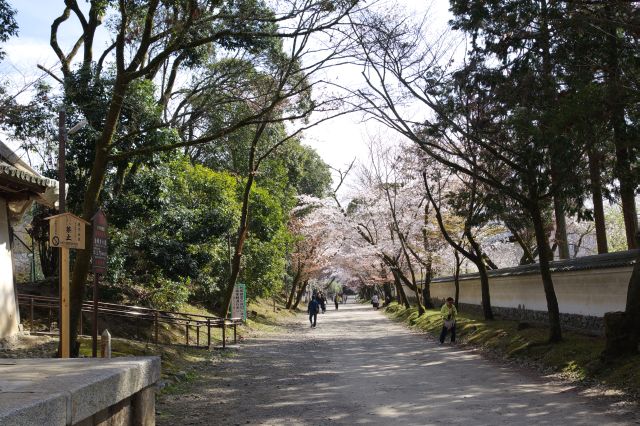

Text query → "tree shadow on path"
[157,303,638,426]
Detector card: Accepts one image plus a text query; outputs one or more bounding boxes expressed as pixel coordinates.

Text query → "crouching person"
[439,297,457,344]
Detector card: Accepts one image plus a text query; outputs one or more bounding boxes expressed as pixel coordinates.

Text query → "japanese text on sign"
[92,210,108,275]
[48,213,87,249]
[230,283,246,321]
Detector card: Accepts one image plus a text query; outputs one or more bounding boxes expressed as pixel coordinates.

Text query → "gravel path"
[157,302,639,425]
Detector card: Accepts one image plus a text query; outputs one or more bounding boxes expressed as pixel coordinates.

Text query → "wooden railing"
[17,294,242,348]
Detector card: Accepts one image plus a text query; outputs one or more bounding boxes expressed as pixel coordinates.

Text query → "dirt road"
[157,302,638,425]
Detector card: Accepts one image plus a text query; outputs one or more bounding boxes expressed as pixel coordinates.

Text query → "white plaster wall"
[429,266,632,317]
[0,198,19,338]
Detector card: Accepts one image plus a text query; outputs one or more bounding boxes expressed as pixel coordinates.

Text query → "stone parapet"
[0,357,160,425]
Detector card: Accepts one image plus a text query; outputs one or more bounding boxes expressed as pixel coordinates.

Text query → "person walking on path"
[319,292,327,313]
[308,296,320,327]
[372,294,380,309]
[439,297,458,344]
[334,294,341,310]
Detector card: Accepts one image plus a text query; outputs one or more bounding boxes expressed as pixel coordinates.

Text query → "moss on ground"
[385,302,640,398]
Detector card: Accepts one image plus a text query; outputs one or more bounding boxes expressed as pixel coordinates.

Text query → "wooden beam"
[60,247,70,358]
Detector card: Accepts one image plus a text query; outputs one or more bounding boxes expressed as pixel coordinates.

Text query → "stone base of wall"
[75,385,155,426]
[430,298,604,335]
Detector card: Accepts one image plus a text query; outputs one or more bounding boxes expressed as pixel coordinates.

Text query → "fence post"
[233,323,237,344]
[196,325,200,347]
[154,311,159,345]
[29,297,34,330]
[222,321,226,349]
[207,319,211,347]
[185,322,189,346]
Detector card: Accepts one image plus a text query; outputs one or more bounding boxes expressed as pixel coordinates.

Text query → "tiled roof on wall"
[432,250,639,283]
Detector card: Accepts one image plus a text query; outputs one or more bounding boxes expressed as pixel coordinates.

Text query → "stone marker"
[101,329,111,358]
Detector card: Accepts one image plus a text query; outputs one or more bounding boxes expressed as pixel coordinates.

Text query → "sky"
[3,0,454,192]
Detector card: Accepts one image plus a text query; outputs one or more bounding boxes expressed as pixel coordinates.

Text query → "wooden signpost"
[47,212,88,358]
[91,210,108,357]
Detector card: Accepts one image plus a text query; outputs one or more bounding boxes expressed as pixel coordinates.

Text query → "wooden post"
[196,325,200,347]
[92,273,99,357]
[233,323,237,344]
[57,109,67,358]
[29,297,34,329]
[185,323,189,346]
[60,247,70,358]
[222,321,226,349]
[207,319,211,347]
[48,307,52,332]
[154,311,159,345]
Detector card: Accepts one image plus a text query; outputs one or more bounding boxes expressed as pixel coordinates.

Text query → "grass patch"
[384,302,640,398]
[77,335,216,394]
[244,297,297,331]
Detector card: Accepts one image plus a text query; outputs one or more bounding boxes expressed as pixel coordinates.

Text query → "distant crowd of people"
[308,289,457,345]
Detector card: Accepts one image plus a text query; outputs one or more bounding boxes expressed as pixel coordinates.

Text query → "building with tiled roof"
[0,141,58,339]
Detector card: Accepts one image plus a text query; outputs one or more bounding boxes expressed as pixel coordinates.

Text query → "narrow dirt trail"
[157,302,638,425]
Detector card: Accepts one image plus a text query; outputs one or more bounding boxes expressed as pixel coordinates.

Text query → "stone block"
[0,357,160,425]
[132,386,156,426]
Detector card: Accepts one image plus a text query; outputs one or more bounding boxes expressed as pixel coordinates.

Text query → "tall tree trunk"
[553,195,570,260]
[424,172,492,319]
[623,232,640,346]
[383,282,393,302]
[413,285,424,314]
[540,0,569,261]
[286,271,301,309]
[421,206,434,310]
[624,242,640,347]
[530,200,563,342]
[286,282,297,309]
[603,240,640,358]
[467,232,494,320]
[606,4,638,250]
[292,279,309,310]
[220,123,267,317]
[588,148,608,253]
[422,260,434,309]
[393,271,410,308]
[453,250,461,307]
[68,77,130,357]
[385,188,424,315]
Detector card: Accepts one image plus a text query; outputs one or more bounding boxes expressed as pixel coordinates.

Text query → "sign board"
[230,283,246,321]
[92,209,108,275]
[47,212,88,249]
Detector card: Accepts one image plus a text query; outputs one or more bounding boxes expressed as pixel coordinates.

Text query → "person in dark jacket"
[308,296,320,327]
[319,292,327,313]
